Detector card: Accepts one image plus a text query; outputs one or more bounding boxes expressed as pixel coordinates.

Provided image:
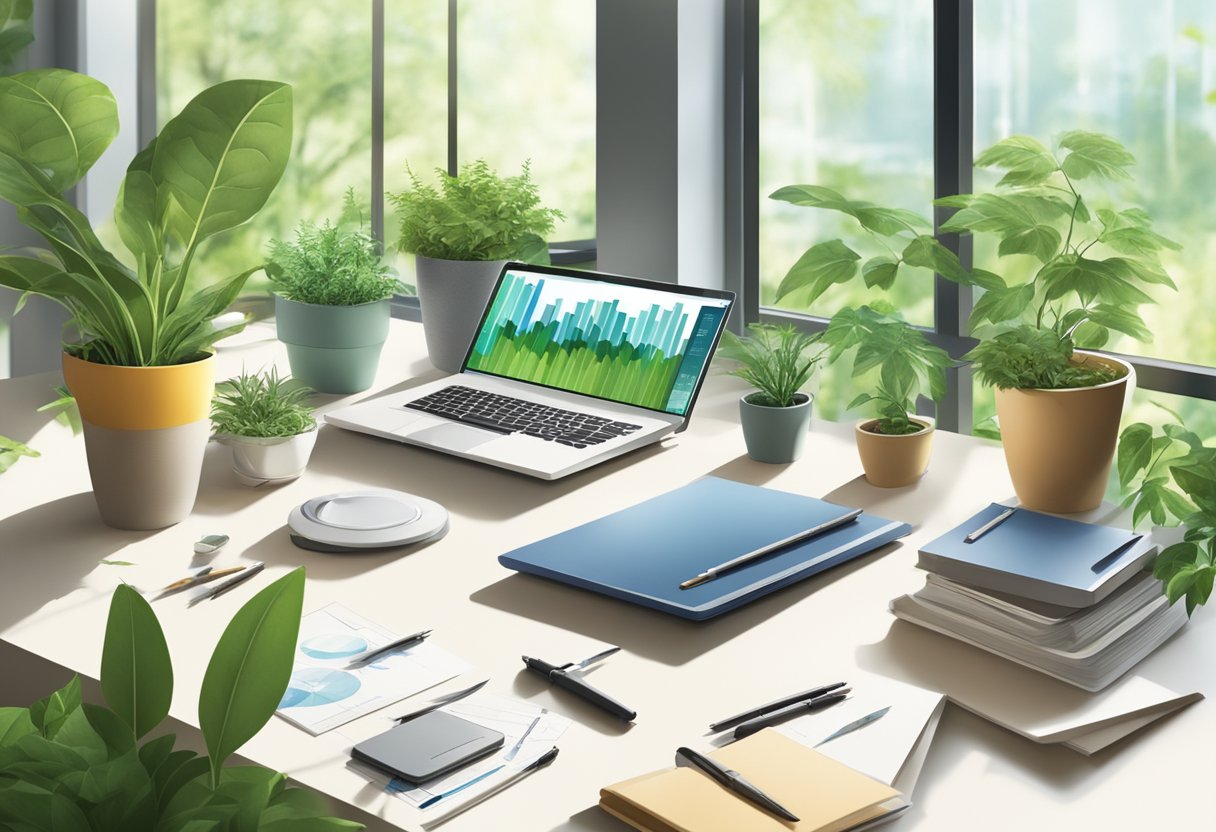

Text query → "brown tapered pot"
[993,351,1133,514]
[855,417,935,487]
[62,351,215,530]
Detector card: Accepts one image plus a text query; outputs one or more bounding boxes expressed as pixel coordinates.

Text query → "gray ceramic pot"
[275,296,391,394]
[738,392,813,464]
[415,255,506,373]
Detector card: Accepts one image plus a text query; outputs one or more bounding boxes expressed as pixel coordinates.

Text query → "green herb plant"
[0,69,293,366]
[765,189,954,432]
[390,159,564,264]
[718,323,827,408]
[0,569,363,829]
[211,369,316,439]
[939,131,1176,389]
[268,190,402,306]
[1118,406,1216,615]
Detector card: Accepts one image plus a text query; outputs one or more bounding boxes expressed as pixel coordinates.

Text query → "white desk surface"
[0,319,1212,832]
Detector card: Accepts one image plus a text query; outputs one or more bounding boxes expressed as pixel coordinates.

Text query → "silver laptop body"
[325,262,735,480]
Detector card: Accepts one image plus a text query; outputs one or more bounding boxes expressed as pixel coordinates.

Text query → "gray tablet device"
[351,710,504,783]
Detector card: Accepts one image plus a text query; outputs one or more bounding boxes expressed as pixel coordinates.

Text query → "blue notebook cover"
[917,503,1153,607]
[498,476,911,621]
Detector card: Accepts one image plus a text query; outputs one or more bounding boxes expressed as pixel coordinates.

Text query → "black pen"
[733,688,851,739]
[709,681,848,732]
[675,746,799,822]
[522,651,636,722]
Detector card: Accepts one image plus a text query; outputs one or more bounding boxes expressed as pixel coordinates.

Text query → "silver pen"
[187,562,265,607]
[964,507,1016,543]
[344,629,432,668]
[680,508,864,589]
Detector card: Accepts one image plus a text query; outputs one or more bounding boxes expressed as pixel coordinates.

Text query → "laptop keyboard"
[404,385,644,449]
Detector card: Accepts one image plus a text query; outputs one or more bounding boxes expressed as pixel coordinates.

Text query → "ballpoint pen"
[186,562,265,607]
[418,746,559,816]
[964,507,1016,543]
[522,646,636,721]
[680,508,864,589]
[675,746,799,823]
[394,679,490,724]
[344,629,432,668]
[154,565,246,600]
[815,706,891,747]
[733,688,851,739]
[709,681,848,732]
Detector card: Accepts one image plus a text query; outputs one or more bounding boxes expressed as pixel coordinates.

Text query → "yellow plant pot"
[62,351,215,530]
[855,417,935,488]
[993,351,1133,514]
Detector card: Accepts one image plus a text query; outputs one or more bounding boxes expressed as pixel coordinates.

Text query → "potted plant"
[211,368,318,485]
[0,69,292,529]
[770,131,1174,512]
[718,323,827,464]
[1117,412,1216,616]
[820,307,953,487]
[389,159,564,372]
[268,191,402,394]
[0,567,362,829]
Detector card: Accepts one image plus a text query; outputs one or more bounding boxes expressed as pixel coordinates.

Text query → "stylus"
[708,681,848,732]
[345,629,432,668]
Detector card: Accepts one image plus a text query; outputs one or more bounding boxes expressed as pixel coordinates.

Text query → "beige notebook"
[599,729,906,832]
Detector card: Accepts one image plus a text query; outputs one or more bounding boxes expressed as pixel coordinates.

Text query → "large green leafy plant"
[939,131,1176,389]
[0,0,34,70]
[1118,409,1216,615]
[0,68,293,366]
[390,159,564,264]
[0,569,362,830]
[765,191,953,433]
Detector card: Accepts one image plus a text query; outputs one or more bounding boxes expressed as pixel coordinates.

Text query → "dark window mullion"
[933,0,975,433]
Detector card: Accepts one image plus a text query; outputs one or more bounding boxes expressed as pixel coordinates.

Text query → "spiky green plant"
[718,323,826,408]
[210,369,316,438]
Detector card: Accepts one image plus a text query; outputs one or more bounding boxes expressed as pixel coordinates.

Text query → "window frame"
[727,0,1216,433]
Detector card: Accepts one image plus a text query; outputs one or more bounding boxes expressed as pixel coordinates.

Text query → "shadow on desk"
[471,544,898,667]
[305,425,674,523]
[0,492,142,631]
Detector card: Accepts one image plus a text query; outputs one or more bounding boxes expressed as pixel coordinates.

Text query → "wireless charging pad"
[288,490,448,552]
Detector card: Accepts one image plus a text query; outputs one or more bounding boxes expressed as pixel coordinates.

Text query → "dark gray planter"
[275,296,391,394]
[739,392,813,464]
[415,255,506,373]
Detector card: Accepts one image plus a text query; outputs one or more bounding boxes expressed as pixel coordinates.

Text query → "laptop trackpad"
[410,423,503,452]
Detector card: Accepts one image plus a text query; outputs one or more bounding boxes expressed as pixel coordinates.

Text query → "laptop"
[325,262,735,479]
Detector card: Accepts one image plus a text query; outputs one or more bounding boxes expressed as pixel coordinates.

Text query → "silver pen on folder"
[679,508,864,590]
[964,507,1016,544]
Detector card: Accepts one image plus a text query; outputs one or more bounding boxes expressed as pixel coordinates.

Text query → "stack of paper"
[893,504,1187,691]
[893,572,1188,691]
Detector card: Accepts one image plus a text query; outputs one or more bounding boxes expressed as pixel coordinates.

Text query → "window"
[741,0,1216,432]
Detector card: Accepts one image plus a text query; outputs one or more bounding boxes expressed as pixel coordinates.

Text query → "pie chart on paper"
[299,633,368,660]
[279,667,362,709]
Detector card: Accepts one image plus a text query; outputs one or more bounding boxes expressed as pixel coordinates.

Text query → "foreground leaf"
[198,568,305,787]
[102,583,173,739]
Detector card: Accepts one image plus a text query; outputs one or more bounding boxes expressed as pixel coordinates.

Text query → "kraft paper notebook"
[599,729,907,832]
[499,477,911,621]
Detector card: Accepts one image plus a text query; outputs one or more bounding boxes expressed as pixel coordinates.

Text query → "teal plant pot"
[739,392,813,464]
[275,296,390,394]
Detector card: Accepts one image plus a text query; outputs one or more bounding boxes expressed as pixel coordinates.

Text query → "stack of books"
[891,503,1188,692]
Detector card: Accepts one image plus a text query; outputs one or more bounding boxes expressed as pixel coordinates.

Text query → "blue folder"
[498,477,912,620]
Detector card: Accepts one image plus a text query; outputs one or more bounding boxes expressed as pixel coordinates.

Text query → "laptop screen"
[463,266,734,417]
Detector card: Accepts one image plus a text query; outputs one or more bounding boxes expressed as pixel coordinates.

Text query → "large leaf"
[0,707,36,745]
[28,676,82,739]
[0,0,34,67]
[198,568,305,788]
[1117,422,1153,487]
[974,135,1058,186]
[101,583,173,740]
[769,184,928,236]
[153,79,292,273]
[773,239,860,304]
[900,235,965,281]
[968,282,1035,328]
[0,69,119,192]
[861,256,898,290]
[1058,130,1136,181]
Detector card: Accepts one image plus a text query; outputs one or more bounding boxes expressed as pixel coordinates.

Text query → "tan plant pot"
[993,351,1133,514]
[855,417,935,488]
[62,351,215,530]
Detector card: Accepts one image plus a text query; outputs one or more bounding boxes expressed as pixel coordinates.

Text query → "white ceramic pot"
[218,427,318,486]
